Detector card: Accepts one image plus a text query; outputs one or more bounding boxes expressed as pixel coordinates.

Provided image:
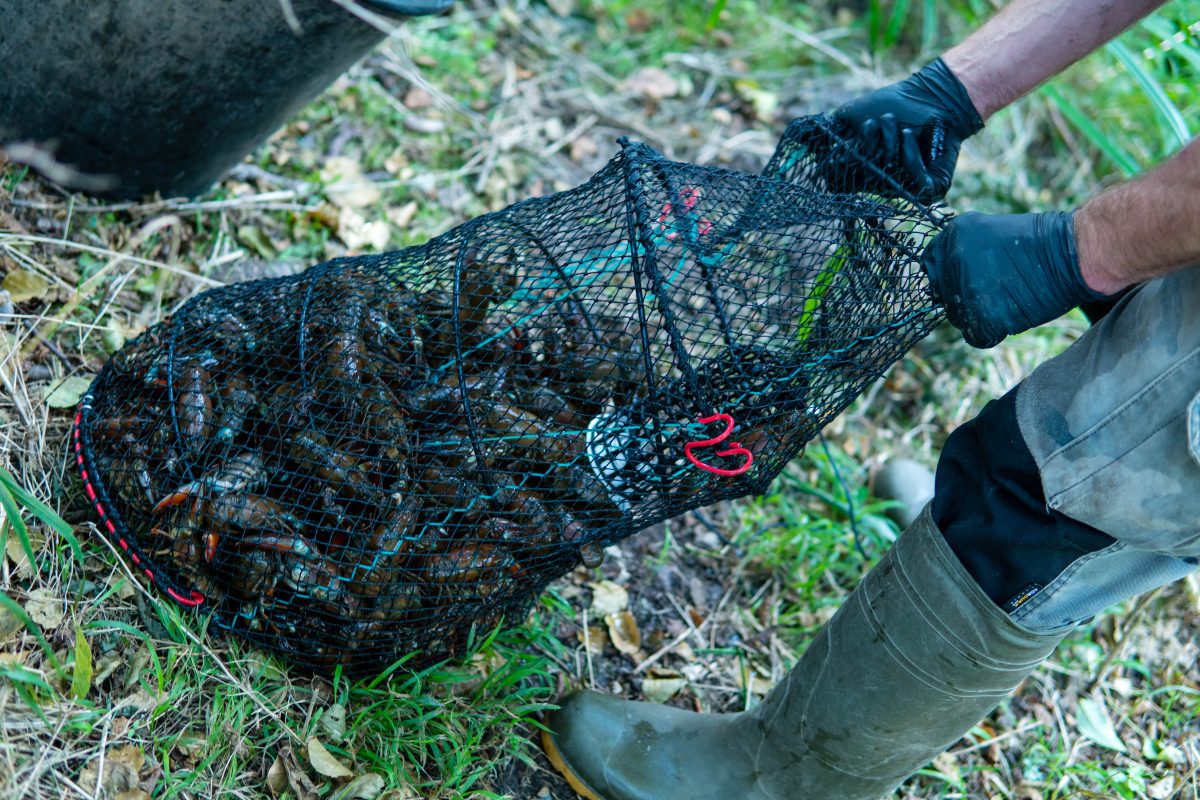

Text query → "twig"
[581,607,595,690]
[947,721,1045,756]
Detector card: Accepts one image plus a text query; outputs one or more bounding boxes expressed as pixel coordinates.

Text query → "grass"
[2,0,1199,798]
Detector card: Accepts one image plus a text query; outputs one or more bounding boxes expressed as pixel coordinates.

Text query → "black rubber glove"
[830,59,984,202]
[922,211,1113,349]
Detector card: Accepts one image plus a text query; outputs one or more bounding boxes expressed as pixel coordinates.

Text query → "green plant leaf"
[70,626,93,700]
[0,465,83,563]
[704,0,727,32]
[1077,696,1127,753]
[1040,83,1141,177]
[0,472,37,573]
[1107,38,1190,151]
[43,375,93,409]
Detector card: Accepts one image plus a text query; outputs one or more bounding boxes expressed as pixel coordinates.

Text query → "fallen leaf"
[625,9,652,32]
[1148,777,1177,799]
[387,201,419,229]
[576,624,608,656]
[403,86,433,110]
[625,67,679,100]
[25,588,65,629]
[171,729,206,763]
[545,0,576,16]
[237,225,278,260]
[109,745,145,773]
[80,746,144,798]
[322,157,382,209]
[44,375,93,409]
[733,79,779,122]
[641,667,686,704]
[321,703,348,742]
[266,754,288,796]
[333,773,386,800]
[115,791,150,800]
[590,580,628,617]
[377,788,420,800]
[0,603,21,641]
[2,269,51,303]
[5,526,40,577]
[605,611,641,656]
[570,136,599,164]
[338,209,390,252]
[932,752,962,786]
[1076,696,1126,752]
[102,326,126,354]
[734,663,775,696]
[1153,742,1185,765]
[307,737,353,780]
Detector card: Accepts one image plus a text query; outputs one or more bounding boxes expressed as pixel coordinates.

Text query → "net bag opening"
[75,116,946,673]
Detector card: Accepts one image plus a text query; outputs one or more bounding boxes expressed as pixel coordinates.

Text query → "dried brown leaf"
[24,588,65,629]
[321,703,348,742]
[2,269,51,303]
[403,87,433,110]
[79,746,144,798]
[589,580,628,617]
[625,67,679,100]
[334,773,387,800]
[605,611,641,656]
[5,528,40,577]
[576,624,608,656]
[642,667,686,704]
[266,754,288,796]
[387,201,419,229]
[322,157,382,209]
[307,737,353,780]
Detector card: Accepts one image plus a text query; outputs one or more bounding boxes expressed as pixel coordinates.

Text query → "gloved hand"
[922,211,1113,348]
[829,59,984,202]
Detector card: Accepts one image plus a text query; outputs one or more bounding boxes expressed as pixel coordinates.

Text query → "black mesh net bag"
[73,116,946,673]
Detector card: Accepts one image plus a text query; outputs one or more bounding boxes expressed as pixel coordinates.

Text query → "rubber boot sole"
[540,726,606,800]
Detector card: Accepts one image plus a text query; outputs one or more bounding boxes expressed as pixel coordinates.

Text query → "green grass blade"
[1139,17,1200,75]
[1,465,84,563]
[1107,38,1190,150]
[705,0,728,32]
[0,592,64,675]
[1039,82,1141,176]
[797,237,851,342]
[0,471,38,572]
[883,0,912,50]
[921,0,938,53]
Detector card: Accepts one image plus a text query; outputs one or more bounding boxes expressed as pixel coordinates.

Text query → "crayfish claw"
[152,482,202,515]
[204,532,220,563]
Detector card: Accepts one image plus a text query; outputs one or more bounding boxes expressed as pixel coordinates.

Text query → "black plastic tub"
[0,0,452,199]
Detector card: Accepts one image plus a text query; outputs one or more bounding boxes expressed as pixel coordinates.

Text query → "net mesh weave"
[75,116,946,672]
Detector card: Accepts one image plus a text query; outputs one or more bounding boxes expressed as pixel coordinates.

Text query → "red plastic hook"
[684,412,754,477]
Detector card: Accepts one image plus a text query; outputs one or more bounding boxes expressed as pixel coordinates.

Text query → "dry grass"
[1,1,1198,798]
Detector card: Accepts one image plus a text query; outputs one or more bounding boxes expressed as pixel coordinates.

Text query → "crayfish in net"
[75,118,945,672]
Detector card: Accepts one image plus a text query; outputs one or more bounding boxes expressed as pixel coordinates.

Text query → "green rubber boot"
[542,506,1069,800]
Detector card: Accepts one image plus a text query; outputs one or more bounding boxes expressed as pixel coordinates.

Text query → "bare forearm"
[1074,139,1200,294]
[942,0,1166,120]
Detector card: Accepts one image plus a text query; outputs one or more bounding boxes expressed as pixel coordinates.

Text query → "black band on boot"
[932,387,1115,612]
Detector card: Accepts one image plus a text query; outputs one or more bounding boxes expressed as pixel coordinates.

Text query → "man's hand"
[829,59,983,202]
[922,211,1111,348]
